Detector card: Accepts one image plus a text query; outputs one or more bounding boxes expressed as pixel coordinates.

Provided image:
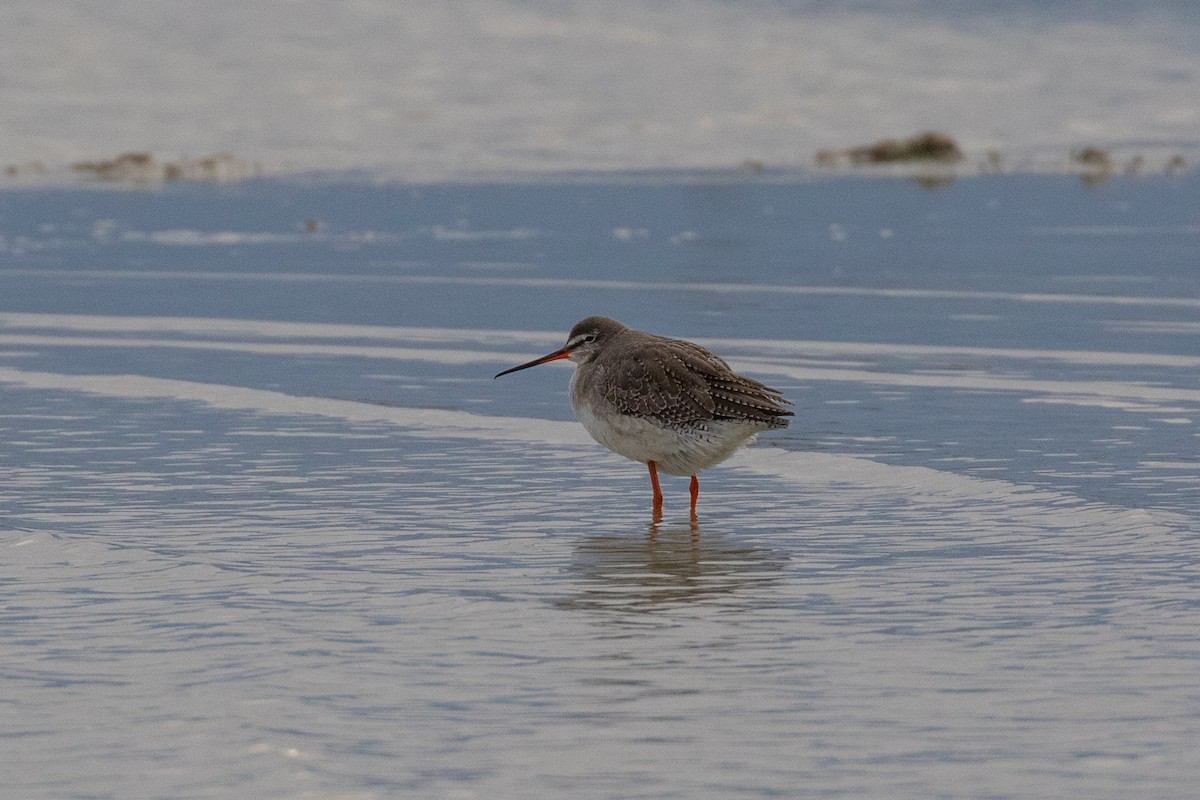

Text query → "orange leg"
[647,460,664,514]
[689,474,699,519]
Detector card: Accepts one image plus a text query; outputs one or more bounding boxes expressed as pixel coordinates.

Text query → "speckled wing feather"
[600,334,791,428]
[670,339,792,427]
[598,337,716,425]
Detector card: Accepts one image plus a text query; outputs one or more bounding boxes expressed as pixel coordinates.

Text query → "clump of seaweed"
[819,132,964,166]
[852,132,963,164]
[1070,146,1112,170]
[71,152,158,182]
[70,152,261,185]
[1070,146,1112,188]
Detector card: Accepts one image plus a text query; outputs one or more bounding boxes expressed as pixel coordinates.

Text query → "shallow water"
[2,174,1199,798]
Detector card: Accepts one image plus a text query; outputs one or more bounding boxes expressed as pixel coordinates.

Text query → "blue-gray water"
[2,174,1199,798]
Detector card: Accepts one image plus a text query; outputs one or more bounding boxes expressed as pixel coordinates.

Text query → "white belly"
[572,400,765,476]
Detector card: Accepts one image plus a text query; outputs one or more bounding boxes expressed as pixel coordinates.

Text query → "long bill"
[494,347,572,378]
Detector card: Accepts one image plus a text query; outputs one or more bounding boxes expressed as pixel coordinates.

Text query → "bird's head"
[494,316,626,377]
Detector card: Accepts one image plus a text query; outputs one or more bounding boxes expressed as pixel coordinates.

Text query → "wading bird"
[496,316,791,518]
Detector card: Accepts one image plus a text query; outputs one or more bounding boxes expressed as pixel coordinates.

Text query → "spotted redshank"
[495,316,792,517]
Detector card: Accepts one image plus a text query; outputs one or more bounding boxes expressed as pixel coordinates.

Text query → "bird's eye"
[583,334,596,342]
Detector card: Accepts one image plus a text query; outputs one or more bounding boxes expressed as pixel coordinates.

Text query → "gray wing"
[671,340,792,426]
[600,345,716,426]
[601,337,791,428]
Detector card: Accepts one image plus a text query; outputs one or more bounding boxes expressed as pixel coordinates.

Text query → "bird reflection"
[559,519,787,613]
[649,506,703,543]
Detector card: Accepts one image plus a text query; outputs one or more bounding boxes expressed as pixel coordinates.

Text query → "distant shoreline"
[1,156,1193,191]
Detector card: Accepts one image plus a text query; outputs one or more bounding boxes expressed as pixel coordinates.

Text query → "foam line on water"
[4,270,1199,309]
[0,312,563,346]
[0,366,1188,535]
[0,334,521,368]
[2,331,1198,407]
[739,361,1200,405]
[4,312,1199,368]
[0,366,592,446]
